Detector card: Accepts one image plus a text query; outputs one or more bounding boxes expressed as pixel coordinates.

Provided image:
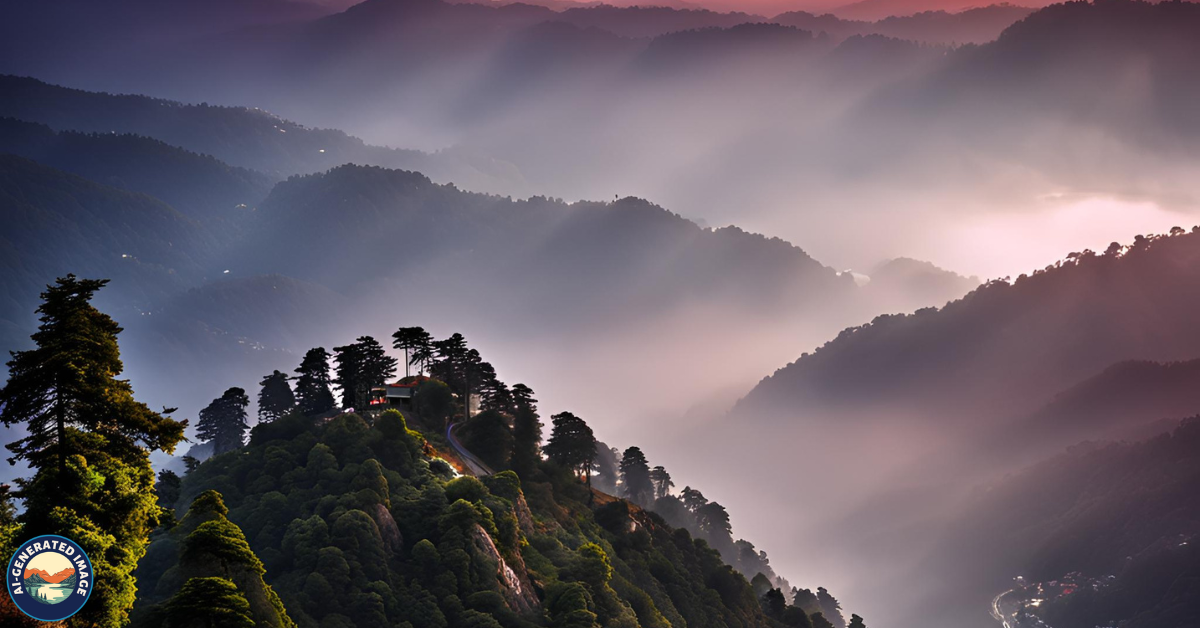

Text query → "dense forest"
[741,227,1200,424]
[0,277,861,628]
[928,417,1200,628]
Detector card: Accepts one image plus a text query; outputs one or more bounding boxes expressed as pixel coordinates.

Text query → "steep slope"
[237,164,855,332]
[740,229,1200,425]
[860,257,979,313]
[0,155,216,347]
[925,417,1200,628]
[0,75,526,194]
[134,409,810,628]
[0,117,275,222]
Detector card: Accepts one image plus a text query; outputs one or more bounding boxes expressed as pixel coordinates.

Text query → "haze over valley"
[3,2,1200,628]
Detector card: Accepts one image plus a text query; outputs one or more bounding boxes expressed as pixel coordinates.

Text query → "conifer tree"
[510,383,542,477]
[157,469,182,509]
[391,326,433,377]
[0,275,186,628]
[619,447,653,506]
[295,349,332,414]
[257,370,296,423]
[294,347,335,416]
[649,465,674,500]
[197,387,250,455]
[545,412,598,489]
[333,336,397,410]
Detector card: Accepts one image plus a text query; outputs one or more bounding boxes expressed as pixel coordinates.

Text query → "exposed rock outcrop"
[469,524,541,615]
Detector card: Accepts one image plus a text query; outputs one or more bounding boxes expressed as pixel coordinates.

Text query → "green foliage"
[544,413,597,487]
[166,577,255,628]
[198,387,251,456]
[259,370,298,423]
[137,400,779,628]
[458,410,514,471]
[413,380,455,429]
[333,336,397,410]
[618,448,652,507]
[295,348,336,416]
[509,385,542,479]
[0,276,186,628]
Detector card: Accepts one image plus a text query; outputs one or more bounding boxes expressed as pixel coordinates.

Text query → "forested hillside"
[740,228,1200,424]
[135,409,794,628]
[925,418,1200,628]
[0,277,861,628]
[0,117,274,222]
[0,156,215,349]
[0,75,526,194]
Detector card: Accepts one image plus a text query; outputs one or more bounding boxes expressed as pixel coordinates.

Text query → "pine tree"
[0,275,185,477]
[649,466,674,500]
[510,383,542,477]
[619,447,653,506]
[294,347,335,416]
[848,614,866,628]
[0,275,186,628]
[156,469,182,509]
[257,370,296,423]
[333,336,397,410]
[544,412,597,489]
[391,326,433,377]
[197,387,250,455]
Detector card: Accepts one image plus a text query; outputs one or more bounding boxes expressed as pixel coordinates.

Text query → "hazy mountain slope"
[774,4,1034,44]
[994,358,1200,460]
[0,75,526,194]
[854,0,1200,175]
[0,0,328,87]
[0,155,216,346]
[0,117,275,222]
[739,229,1200,424]
[861,257,979,312]
[237,164,855,330]
[924,418,1200,628]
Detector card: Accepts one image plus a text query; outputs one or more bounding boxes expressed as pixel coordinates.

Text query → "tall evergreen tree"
[430,333,469,391]
[197,387,250,455]
[0,275,185,476]
[391,326,433,378]
[619,447,654,506]
[156,469,182,509]
[294,347,335,415]
[649,465,674,500]
[544,412,598,489]
[847,615,866,628]
[817,587,847,628]
[257,370,296,423]
[0,275,186,628]
[510,383,542,477]
[334,336,397,410]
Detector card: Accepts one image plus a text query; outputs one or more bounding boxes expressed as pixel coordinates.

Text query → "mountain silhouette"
[23,567,75,584]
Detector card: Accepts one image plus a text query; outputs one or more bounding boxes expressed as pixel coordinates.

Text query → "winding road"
[446,421,494,476]
[991,590,1017,628]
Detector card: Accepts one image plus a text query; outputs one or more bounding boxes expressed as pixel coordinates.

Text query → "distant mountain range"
[0,75,983,477]
[24,567,75,584]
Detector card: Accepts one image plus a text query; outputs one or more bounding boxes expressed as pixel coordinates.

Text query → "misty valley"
[2,1,1200,628]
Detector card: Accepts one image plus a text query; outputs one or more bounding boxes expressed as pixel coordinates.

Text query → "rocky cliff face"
[372,503,404,556]
[469,523,541,615]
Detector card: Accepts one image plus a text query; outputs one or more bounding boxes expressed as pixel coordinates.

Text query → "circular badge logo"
[6,535,93,622]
